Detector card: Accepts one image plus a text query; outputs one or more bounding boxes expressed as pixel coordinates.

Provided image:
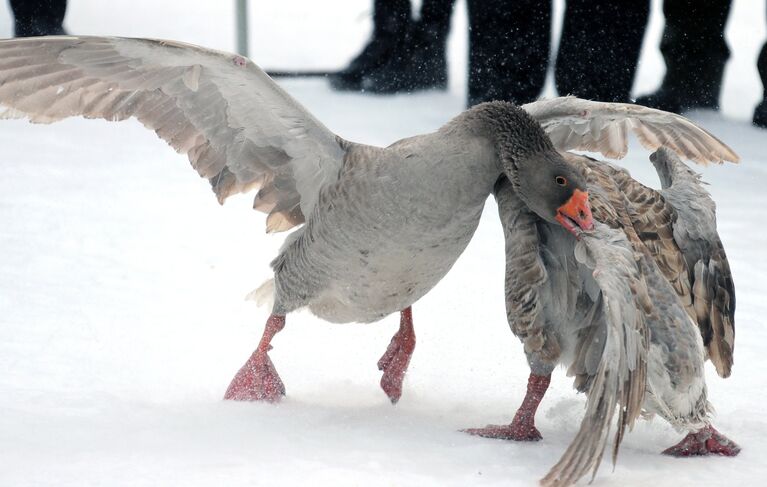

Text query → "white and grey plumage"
[0,37,738,405]
[468,149,738,487]
[473,182,649,486]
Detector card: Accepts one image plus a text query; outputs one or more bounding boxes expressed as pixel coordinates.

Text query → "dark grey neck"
[650,151,675,189]
[445,101,556,174]
[650,148,705,191]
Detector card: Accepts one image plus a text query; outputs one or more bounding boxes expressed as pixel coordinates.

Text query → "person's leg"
[555,0,650,102]
[11,0,67,37]
[420,0,454,39]
[637,0,732,112]
[753,7,767,128]
[330,0,411,91]
[467,0,551,106]
[360,0,455,93]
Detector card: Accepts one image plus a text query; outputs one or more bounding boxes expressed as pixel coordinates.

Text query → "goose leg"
[224,314,286,402]
[662,425,741,457]
[463,373,551,441]
[378,306,416,404]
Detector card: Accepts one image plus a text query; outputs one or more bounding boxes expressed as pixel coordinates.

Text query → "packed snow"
[1,1,766,486]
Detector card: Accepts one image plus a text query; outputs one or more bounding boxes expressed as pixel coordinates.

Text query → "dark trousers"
[556,0,649,102]
[419,0,454,37]
[467,0,649,106]
[656,0,732,104]
[759,4,767,102]
[11,0,67,37]
[372,0,454,37]
[372,0,410,37]
[467,0,550,106]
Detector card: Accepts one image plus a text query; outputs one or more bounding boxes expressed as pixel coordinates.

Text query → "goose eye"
[555,176,567,186]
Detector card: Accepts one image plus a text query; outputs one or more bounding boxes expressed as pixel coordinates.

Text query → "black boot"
[330,0,411,92]
[11,0,67,37]
[360,20,449,93]
[636,0,731,113]
[360,0,454,94]
[753,41,767,128]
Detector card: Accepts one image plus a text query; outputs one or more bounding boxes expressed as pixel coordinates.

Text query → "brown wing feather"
[569,150,735,378]
[567,153,696,314]
[649,149,736,377]
[607,164,696,316]
[691,249,735,377]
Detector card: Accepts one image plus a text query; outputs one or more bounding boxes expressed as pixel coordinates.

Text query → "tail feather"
[246,278,275,309]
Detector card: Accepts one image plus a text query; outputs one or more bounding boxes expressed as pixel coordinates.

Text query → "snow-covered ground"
[1,1,766,486]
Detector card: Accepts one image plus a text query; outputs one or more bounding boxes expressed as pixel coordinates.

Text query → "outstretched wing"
[541,223,649,487]
[523,97,739,164]
[0,36,346,232]
[650,148,735,377]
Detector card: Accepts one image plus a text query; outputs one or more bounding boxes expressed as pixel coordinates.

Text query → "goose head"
[514,150,594,238]
[472,102,594,237]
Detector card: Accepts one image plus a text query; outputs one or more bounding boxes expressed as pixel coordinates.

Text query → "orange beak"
[555,189,594,238]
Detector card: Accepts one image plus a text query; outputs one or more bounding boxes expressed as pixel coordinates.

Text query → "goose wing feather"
[541,225,649,487]
[650,148,735,377]
[568,149,734,377]
[524,97,739,164]
[0,36,346,233]
[575,153,696,315]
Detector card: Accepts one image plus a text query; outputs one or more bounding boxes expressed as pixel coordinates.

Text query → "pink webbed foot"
[378,307,416,404]
[662,425,741,457]
[224,346,285,402]
[463,373,551,442]
[224,314,286,402]
[463,421,542,441]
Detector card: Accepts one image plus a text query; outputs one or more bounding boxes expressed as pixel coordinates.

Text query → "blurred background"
[0,0,764,122]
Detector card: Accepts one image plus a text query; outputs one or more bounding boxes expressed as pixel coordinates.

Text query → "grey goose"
[466,148,738,486]
[0,37,737,408]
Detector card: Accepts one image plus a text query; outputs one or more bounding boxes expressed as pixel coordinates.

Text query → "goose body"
[468,148,738,486]
[0,37,738,405]
[272,131,498,324]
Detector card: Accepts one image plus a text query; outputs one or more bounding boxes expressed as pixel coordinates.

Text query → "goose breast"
[272,132,499,323]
